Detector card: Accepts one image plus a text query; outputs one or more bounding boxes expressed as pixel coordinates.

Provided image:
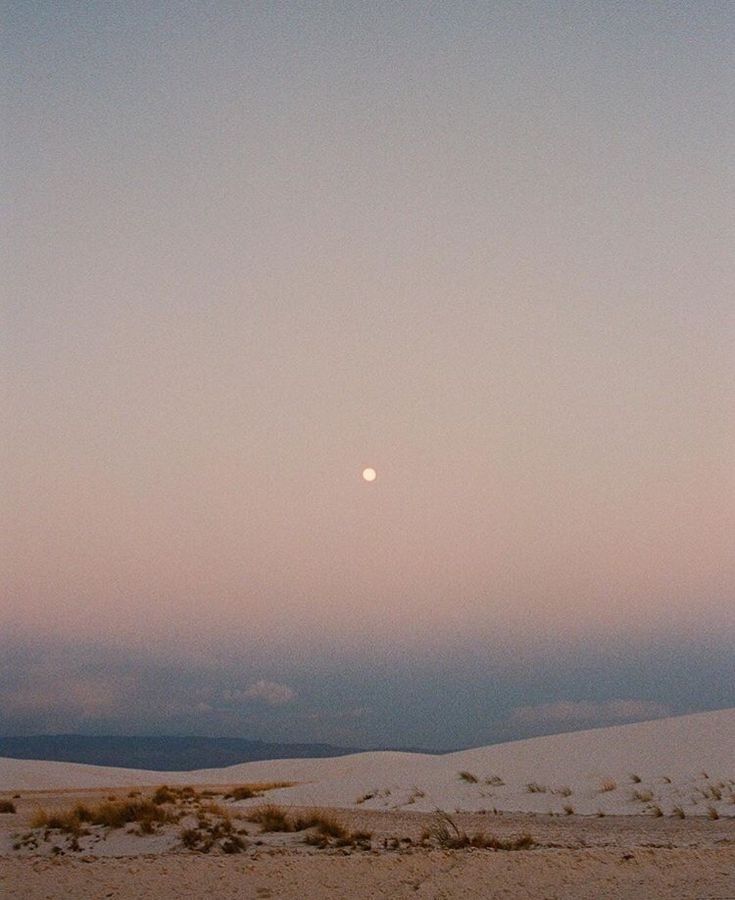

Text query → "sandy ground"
[1,789,733,899]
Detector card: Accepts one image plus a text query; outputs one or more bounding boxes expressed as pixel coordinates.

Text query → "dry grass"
[420,811,533,851]
[151,785,178,805]
[458,771,479,784]
[244,804,292,832]
[225,782,294,801]
[241,804,371,848]
[30,799,176,835]
[300,812,372,849]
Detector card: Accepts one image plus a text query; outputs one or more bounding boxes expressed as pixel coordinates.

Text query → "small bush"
[526,783,547,794]
[630,774,642,784]
[633,790,653,803]
[180,827,202,849]
[707,806,719,820]
[649,804,663,817]
[600,779,617,793]
[563,804,574,816]
[222,835,246,853]
[152,785,177,805]
[485,775,505,786]
[672,806,685,819]
[0,800,16,814]
[556,787,572,797]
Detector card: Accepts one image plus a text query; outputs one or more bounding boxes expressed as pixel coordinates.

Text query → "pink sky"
[4,3,735,715]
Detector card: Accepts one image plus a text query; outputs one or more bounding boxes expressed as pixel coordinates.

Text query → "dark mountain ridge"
[0,734,366,771]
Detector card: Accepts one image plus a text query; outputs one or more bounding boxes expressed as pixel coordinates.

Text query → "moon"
[362,467,377,482]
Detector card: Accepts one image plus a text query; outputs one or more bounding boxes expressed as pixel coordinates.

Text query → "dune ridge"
[2,708,733,817]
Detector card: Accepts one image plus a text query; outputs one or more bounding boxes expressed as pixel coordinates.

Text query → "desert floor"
[1,787,734,899]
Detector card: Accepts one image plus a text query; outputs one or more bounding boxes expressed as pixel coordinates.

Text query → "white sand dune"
[2,708,733,817]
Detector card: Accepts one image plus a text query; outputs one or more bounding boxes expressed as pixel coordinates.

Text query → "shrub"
[630,774,642,784]
[633,790,653,803]
[0,800,16,814]
[222,835,246,853]
[180,828,202,849]
[672,806,685,819]
[600,779,617,793]
[152,786,177,805]
[563,804,574,816]
[526,783,547,794]
[707,806,720,820]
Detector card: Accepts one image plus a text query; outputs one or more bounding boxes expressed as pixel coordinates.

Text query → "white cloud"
[511,699,670,726]
[241,680,296,706]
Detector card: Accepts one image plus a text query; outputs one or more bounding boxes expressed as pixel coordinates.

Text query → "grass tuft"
[458,771,479,784]
[244,804,292,832]
[30,798,176,835]
[419,811,533,851]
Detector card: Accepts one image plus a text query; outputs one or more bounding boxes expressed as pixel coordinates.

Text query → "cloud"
[510,699,671,726]
[0,673,139,729]
[241,680,296,706]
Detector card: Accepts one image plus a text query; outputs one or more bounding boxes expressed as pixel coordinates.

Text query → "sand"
[1,709,733,898]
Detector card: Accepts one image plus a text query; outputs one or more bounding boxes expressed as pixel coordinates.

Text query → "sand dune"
[2,708,733,817]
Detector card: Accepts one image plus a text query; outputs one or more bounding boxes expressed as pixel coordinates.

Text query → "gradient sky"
[3,1,734,749]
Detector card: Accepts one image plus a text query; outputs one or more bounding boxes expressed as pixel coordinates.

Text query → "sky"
[3,1,734,750]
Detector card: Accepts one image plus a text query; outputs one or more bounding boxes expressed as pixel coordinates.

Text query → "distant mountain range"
[0,735,366,771]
